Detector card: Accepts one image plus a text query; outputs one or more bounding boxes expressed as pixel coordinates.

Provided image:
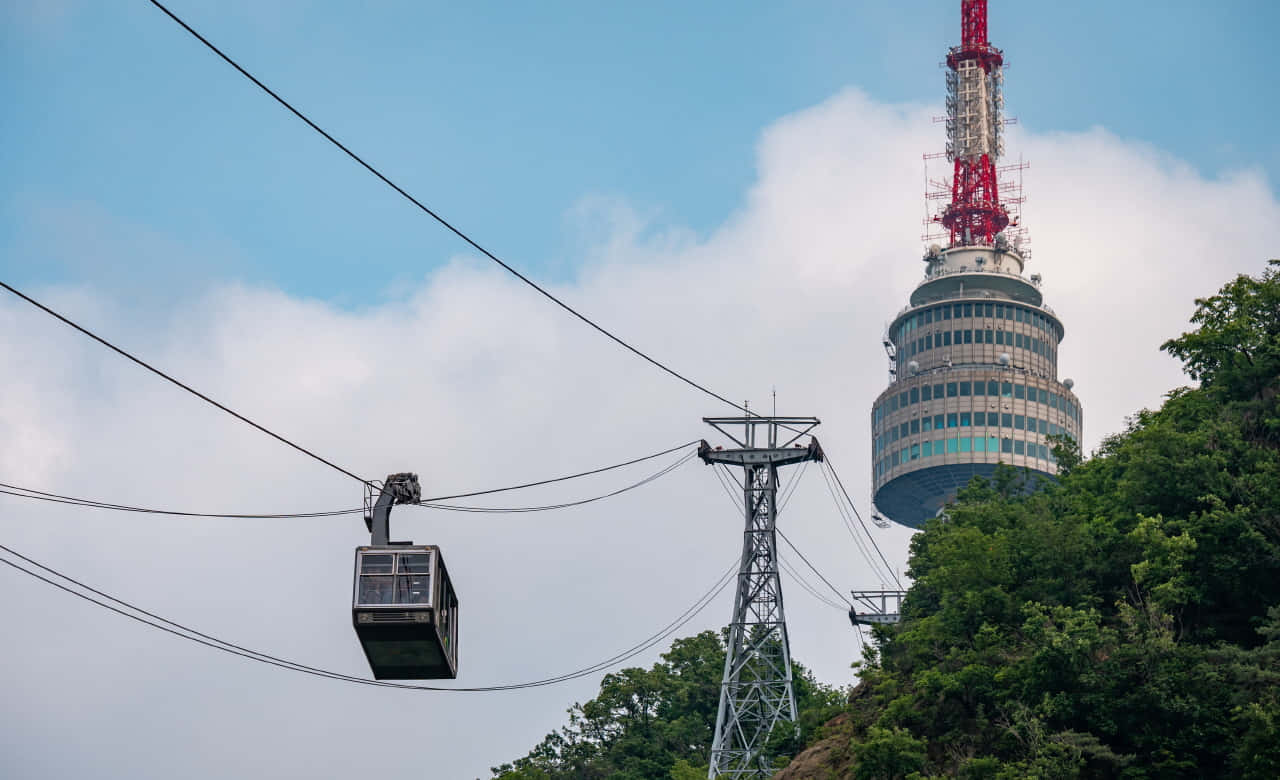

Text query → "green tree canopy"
[490,630,843,779]
[817,261,1280,778]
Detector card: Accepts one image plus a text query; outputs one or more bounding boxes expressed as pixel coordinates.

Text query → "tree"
[817,262,1280,777]
[491,630,843,778]
[851,726,926,780]
[1162,258,1280,404]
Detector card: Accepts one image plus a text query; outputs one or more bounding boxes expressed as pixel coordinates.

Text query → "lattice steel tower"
[700,416,823,778]
[871,0,1083,528]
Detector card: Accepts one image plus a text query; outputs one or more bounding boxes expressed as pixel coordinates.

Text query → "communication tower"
[872,0,1083,527]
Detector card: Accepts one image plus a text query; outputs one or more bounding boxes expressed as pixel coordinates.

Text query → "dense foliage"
[490,631,844,779]
[824,261,1280,778]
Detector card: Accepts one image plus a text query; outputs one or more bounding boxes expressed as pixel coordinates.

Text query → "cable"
[148,0,759,420]
[705,460,855,609]
[817,462,894,585]
[776,528,853,608]
[777,459,809,513]
[0,440,698,520]
[852,623,866,654]
[0,484,362,519]
[711,464,743,514]
[823,458,902,588]
[707,463,850,610]
[709,460,805,519]
[416,450,694,513]
[778,553,845,612]
[420,440,698,501]
[0,541,736,692]
[0,280,368,485]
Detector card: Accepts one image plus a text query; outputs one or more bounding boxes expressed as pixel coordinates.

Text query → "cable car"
[353,544,458,679]
[352,473,460,680]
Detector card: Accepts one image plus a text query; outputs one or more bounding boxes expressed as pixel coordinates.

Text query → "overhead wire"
[415,450,695,513]
[817,461,895,585]
[707,462,852,611]
[778,553,846,612]
[767,462,849,611]
[823,457,902,588]
[421,440,699,501]
[0,440,699,520]
[0,541,737,692]
[147,0,760,421]
[3,5,815,501]
[0,484,362,519]
[0,280,369,486]
[776,528,854,608]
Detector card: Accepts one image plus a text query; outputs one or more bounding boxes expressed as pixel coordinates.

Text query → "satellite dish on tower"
[998,353,1011,366]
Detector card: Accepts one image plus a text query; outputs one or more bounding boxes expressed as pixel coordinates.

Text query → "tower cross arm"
[697,438,824,467]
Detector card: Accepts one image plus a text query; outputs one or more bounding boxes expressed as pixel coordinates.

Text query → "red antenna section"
[959,0,989,48]
[935,0,1012,247]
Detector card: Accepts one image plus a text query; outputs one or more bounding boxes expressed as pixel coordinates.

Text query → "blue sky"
[3,1,1277,307]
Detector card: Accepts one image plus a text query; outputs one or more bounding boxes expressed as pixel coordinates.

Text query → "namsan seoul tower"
[871,0,1082,528]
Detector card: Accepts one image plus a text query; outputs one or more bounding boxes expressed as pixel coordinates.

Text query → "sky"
[2,2,1279,779]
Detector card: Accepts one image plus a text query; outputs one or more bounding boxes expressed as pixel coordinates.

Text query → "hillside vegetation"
[490,630,844,779]
[493,261,1280,778]
[783,260,1280,778]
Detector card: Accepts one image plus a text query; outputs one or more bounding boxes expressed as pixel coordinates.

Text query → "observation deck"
[871,244,1081,527]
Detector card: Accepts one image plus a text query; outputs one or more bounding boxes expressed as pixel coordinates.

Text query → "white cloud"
[1,89,1277,779]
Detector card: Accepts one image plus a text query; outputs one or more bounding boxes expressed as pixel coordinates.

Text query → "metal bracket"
[848,589,908,626]
[364,472,422,546]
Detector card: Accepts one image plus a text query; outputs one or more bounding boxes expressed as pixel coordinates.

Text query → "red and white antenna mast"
[937,0,1011,247]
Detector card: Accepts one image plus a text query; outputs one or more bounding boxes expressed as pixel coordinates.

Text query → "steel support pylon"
[700,416,823,778]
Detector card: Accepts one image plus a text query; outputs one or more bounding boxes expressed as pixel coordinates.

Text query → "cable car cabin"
[352,545,458,679]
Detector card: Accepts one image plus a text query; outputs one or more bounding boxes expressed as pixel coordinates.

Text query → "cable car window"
[358,575,394,605]
[398,553,431,573]
[396,573,431,604]
[394,553,432,604]
[361,554,394,574]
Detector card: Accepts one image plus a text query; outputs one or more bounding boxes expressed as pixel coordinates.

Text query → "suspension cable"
[147,0,758,420]
[415,451,695,513]
[0,441,699,520]
[0,541,736,692]
[778,553,846,612]
[817,462,896,585]
[0,280,369,485]
[776,528,853,608]
[823,458,902,588]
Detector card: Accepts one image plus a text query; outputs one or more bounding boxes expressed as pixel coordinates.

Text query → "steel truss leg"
[709,462,797,778]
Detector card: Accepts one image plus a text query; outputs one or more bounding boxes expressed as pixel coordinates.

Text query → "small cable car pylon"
[353,473,460,679]
[699,416,824,779]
